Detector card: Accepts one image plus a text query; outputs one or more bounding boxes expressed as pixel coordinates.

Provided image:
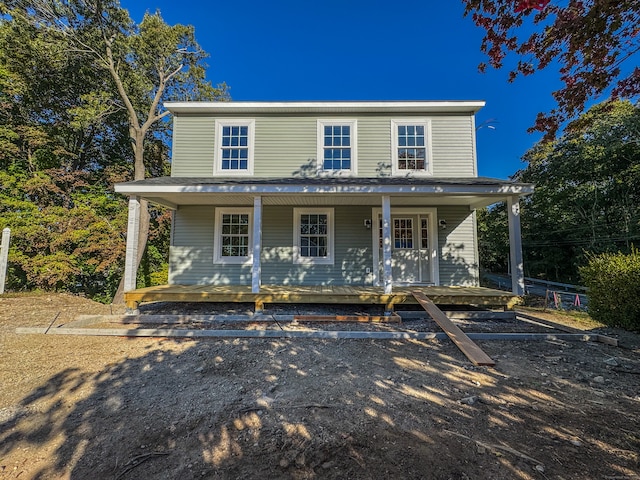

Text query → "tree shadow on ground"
[1,331,639,479]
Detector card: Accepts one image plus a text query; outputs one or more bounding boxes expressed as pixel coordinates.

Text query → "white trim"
[507,196,525,295]
[316,119,358,175]
[165,101,486,115]
[124,196,141,292]
[213,207,253,265]
[470,115,478,177]
[252,197,262,293]
[214,119,255,176]
[381,197,393,294]
[471,210,480,286]
[372,207,440,287]
[391,119,433,177]
[293,207,334,265]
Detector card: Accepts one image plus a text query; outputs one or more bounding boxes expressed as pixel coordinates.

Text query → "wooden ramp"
[412,291,495,367]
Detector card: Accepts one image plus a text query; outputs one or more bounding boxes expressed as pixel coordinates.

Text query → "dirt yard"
[1,293,639,480]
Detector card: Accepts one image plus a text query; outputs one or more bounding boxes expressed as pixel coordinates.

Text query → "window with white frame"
[214,208,252,264]
[293,208,334,264]
[317,120,357,173]
[391,120,432,176]
[215,120,255,175]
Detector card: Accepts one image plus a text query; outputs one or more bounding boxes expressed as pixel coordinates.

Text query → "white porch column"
[252,196,262,293]
[507,195,525,295]
[381,195,393,294]
[124,196,141,293]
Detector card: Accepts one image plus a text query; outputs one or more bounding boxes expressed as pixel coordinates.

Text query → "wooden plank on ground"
[397,311,516,320]
[411,291,496,366]
[292,315,401,323]
[72,314,275,325]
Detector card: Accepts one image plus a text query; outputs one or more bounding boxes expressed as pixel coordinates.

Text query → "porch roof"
[114,176,534,210]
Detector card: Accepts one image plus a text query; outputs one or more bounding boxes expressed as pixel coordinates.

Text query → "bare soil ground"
[1,293,639,480]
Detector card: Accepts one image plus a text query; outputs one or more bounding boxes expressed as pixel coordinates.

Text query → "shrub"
[580,248,640,331]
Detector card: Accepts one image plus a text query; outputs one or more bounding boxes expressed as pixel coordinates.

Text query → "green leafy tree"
[3,1,229,302]
[477,204,510,274]
[0,11,134,297]
[513,100,640,282]
[463,0,640,138]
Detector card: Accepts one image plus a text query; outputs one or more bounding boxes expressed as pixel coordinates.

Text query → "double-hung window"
[391,120,432,176]
[293,208,334,264]
[317,120,357,174]
[213,208,252,264]
[215,120,255,175]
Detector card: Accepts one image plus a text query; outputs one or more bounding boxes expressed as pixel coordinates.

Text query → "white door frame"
[371,207,440,287]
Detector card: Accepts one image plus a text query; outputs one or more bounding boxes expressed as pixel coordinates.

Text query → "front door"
[378,214,432,285]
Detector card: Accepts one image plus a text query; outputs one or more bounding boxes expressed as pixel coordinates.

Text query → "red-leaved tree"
[463,0,640,139]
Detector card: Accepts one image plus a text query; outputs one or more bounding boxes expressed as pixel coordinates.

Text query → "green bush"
[580,248,640,331]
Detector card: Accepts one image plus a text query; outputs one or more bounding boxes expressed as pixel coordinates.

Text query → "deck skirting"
[124,284,520,312]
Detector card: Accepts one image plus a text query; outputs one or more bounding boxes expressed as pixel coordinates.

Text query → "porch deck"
[124,285,520,312]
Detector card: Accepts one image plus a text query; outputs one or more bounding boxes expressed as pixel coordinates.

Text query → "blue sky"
[122,0,565,179]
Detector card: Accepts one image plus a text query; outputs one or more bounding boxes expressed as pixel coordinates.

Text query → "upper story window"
[317,120,357,174]
[215,119,255,175]
[391,119,432,176]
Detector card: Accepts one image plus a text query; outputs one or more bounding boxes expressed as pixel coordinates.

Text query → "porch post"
[381,195,393,294]
[252,196,262,293]
[124,196,141,292]
[507,195,525,295]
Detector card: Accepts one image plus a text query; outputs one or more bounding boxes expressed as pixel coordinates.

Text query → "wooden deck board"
[124,284,520,311]
[412,291,495,367]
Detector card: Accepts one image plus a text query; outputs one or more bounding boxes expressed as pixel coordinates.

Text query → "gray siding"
[437,206,479,286]
[431,117,476,177]
[169,204,375,286]
[169,205,253,285]
[170,115,216,177]
[170,113,477,178]
[358,118,392,177]
[253,117,317,177]
[261,205,374,285]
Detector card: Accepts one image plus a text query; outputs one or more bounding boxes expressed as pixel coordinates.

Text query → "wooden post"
[381,195,392,294]
[124,196,141,293]
[252,196,262,294]
[507,196,525,295]
[0,227,10,294]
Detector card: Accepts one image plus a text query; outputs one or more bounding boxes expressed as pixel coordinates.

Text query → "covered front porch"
[123,284,521,312]
[115,176,533,311]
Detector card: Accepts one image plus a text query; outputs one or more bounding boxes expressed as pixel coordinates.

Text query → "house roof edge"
[164,100,486,115]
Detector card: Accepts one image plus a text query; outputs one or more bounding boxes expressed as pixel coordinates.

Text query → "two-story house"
[115,101,533,311]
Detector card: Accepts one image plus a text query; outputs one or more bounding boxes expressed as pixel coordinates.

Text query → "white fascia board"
[164,100,486,115]
[115,182,534,196]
